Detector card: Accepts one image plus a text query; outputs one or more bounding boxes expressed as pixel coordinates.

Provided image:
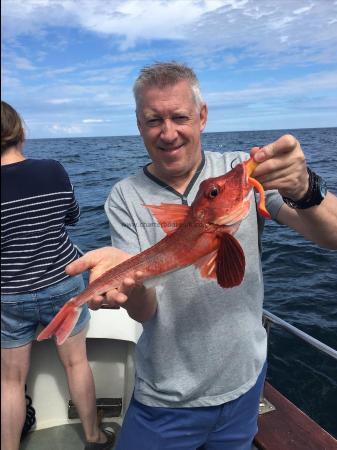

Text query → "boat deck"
[20,422,120,450]
[20,423,259,449]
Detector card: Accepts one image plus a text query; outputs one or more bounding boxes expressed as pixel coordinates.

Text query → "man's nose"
[160,119,178,142]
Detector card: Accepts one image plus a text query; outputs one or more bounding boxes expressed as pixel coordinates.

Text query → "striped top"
[1,159,80,294]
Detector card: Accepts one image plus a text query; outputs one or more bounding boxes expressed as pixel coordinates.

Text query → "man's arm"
[251,134,337,250]
[66,247,158,323]
[276,193,337,249]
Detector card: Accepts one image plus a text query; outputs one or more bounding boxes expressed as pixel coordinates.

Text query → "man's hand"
[66,247,144,310]
[250,134,309,201]
[250,134,337,249]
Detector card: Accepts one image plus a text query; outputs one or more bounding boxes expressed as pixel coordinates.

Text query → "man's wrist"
[282,167,327,209]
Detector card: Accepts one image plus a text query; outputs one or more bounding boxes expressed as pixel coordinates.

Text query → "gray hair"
[133,61,204,111]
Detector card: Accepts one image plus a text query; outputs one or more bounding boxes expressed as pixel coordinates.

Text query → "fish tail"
[36,301,82,345]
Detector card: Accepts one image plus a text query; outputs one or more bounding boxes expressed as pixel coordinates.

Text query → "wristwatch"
[282,167,327,209]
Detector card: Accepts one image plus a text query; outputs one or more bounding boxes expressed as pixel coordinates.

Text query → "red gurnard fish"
[37,157,270,345]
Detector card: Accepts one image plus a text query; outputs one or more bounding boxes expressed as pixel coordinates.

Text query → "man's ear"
[199,103,208,132]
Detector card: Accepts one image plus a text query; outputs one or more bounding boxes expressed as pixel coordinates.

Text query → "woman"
[1,101,114,450]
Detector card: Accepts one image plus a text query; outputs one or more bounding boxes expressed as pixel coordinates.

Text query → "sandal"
[84,428,115,450]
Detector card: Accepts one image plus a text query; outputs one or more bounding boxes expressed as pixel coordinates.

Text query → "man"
[67,62,337,449]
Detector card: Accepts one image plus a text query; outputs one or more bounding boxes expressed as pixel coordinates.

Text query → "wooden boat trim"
[254,382,337,449]
[255,310,337,449]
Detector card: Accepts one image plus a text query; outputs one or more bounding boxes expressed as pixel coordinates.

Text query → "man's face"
[136,80,208,183]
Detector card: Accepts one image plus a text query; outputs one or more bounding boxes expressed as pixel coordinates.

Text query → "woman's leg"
[56,327,107,444]
[1,343,32,450]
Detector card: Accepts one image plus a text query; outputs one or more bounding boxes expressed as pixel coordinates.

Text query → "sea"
[25,127,337,437]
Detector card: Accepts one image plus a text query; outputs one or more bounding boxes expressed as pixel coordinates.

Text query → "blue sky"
[2,0,337,139]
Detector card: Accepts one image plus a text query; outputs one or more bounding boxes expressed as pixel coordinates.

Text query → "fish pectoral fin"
[143,203,191,235]
[216,234,245,288]
[36,301,81,346]
[248,177,271,219]
[195,250,218,280]
[195,234,245,287]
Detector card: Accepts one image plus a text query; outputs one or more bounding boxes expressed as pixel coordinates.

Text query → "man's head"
[134,62,208,187]
[133,62,204,112]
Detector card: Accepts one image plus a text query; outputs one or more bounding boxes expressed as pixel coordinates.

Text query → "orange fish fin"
[144,203,190,235]
[195,250,218,280]
[37,302,81,346]
[248,177,271,219]
[216,234,245,288]
[244,157,258,177]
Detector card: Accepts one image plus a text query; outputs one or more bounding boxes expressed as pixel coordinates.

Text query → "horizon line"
[26,125,337,141]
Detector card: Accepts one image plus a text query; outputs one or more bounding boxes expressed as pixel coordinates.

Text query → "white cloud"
[82,118,105,123]
[3,0,336,65]
[44,67,77,77]
[50,123,83,135]
[2,0,224,46]
[205,70,337,108]
[48,98,72,104]
[17,68,337,138]
[293,5,314,15]
[2,0,336,137]
[184,0,337,66]
[13,56,36,71]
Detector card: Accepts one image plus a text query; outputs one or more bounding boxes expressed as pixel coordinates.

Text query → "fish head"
[192,162,252,226]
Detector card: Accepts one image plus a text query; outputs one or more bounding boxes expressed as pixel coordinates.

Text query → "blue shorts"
[1,275,90,349]
[116,362,267,450]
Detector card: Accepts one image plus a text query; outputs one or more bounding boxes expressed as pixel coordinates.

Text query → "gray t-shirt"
[105,151,284,407]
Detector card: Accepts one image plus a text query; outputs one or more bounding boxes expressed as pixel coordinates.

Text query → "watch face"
[319,180,328,198]
[283,172,327,209]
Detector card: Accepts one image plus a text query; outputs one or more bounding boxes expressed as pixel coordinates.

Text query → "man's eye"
[147,118,161,126]
[174,116,188,123]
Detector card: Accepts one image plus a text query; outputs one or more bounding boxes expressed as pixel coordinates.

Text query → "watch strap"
[282,167,327,209]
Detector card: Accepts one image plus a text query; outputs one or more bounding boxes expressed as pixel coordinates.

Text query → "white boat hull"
[27,309,142,430]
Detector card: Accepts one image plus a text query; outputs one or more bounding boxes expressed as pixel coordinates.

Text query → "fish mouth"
[212,194,252,226]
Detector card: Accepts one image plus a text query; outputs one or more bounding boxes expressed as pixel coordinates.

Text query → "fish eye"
[207,185,220,199]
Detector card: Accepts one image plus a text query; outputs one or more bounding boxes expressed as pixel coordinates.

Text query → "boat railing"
[262,309,337,361]
[74,245,84,256]
[259,309,337,415]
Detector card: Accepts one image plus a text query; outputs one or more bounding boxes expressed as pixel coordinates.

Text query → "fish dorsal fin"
[144,203,190,235]
[216,234,245,288]
[248,177,271,219]
[195,250,218,280]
